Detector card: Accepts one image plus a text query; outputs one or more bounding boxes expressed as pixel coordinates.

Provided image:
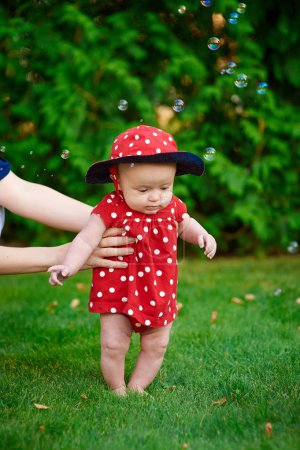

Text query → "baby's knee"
[142,334,170,357]
[101,336,130,356]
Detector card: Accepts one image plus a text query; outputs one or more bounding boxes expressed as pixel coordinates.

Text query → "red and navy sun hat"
[86,125,205,184]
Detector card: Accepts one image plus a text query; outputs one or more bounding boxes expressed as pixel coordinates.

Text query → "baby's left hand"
[198,234,217,259]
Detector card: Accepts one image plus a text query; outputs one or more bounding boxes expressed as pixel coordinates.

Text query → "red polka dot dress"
[89,192,187,331]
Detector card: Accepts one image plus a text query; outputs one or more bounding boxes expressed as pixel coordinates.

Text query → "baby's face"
[117,163,176,214]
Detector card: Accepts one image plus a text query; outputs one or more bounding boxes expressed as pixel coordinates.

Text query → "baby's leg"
[128,323,172,392]
[100,313,133,395]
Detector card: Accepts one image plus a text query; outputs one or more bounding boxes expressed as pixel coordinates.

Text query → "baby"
[49,125,217,396]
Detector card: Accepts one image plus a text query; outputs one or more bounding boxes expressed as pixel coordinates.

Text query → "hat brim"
[86,152,205,184]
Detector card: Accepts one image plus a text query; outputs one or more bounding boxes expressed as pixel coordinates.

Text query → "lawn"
[0,256,299,450]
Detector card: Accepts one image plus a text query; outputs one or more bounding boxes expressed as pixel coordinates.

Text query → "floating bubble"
[257,81,268,95]
[200,1,213,6]
[226,61,237,75]
[29,150,34,155]
[117,99,128,111]
[204,147,216,161]
[220,69,226,75]
[228,12,239,24]
[287,241,298,254]
[207,37,220,51]
[273,288,282,296]
[178,5,187,14]
[0,146,5,152]
[237,3,247,14]
[234,73,248,88]
[172,99,184,113]
[21,165,25,169]
[61,149,70,159]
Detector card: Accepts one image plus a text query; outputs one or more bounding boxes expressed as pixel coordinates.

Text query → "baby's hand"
[198,234,217,259]
[48,264,74,286]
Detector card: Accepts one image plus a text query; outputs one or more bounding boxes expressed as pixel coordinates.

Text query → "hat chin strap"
[109,166,123,197]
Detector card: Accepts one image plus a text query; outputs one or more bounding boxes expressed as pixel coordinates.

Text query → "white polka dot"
[170,279,174,285]
[150,300,156,306]
[146,218,151,222]
[158,312,163,317]
[137,234,143,240]
[139,305,143,311]
[124,134,128,139]
[109,287,115,293]
[145,320,151,326]
[153,228,158,234]
[123,219,128,224]
[135,134,139,140]
[109,268,114,272]
[167,258,172,264]
[114,138,118,143]
[169,307,171,312]
[138,252,143,258]
[118,152,123,157]
[121,297,128,302]
[107,198,112,203]
[172,293,176,299]
[143,226,149,232]
[171,208,175,214]
[135,323,141,328]
[159,291,165,297]
[145,139,150,144]
[135,290,138,296]
[136,151,142,155]
[168,225,173,230]
[99,271,105,277]
[168,136,173,141]
[153,132,158,136]
[128,309,134,315]
[90,302,93,308]
[118,256,123,261]
[129,143,134,148]
[145,267,150,273]
[144,286,148,292]
[110,194,115,198]
[111,307,117,313]
[156,270,162,276]
[154,280,157,286]
[134,218,140,222]
[114,145,118,150]
[120,276,127,281]
[173,313,176,319]
[163,237,169,243]
[138,271,144,277]
[163,141,168,146]
[173,245,177,251]
[126,211,133,216]
[129,276,134,281]
[156,148,161,153]
[97,291,102,297]
[125,225,130,231]
[164,320,168,326]
[154,249,160,255]
[157,218,162,222]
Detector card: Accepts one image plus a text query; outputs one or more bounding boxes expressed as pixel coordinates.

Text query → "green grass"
[0,256,299,450]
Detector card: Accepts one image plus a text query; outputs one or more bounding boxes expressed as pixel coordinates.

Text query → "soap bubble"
[228,12,239,24]
[273,288,282,296]
[234,73,248,88]
[226,61,237,75]
[203,147,216,161]
[172,99,184,112]
[61,149,70,159]
[287,241,298,254]
[0,146,5,152]
[29,150,34,155]
[200,1,213,6]
[118,99,128,111]
[257,82,268,95]
[21,165,25,169]
[207,37,220,51]
[237,3,247,14]
[178,5,187,14]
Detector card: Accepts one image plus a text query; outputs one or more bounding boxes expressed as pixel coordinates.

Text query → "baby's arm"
[48,214,106,285]
[178,214,217,259]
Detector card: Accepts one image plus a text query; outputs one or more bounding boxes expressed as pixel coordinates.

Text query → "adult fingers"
[99,235,136,248]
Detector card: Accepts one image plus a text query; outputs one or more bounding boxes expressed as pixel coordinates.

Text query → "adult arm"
[178,214,217,259]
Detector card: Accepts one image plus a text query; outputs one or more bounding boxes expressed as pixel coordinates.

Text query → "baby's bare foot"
[128,384,147,395]
[111,385,127,397]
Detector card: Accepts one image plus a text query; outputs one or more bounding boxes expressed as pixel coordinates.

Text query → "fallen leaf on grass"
[182,444,189,450]
[34,403,49,410]
[231,297,244,305]
[177,302,183,310]
[76,283,87,292]
[244,293,255,301]
[168,385,177,391]
[38,425,45,431]
[212,396,227,405]
[265,422,272,436]
[296,298,300,305]
[80,393,88,400]
[210,310,218,323]
[70,298,80,309]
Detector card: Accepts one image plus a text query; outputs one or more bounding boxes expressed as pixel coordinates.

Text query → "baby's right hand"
[48,265,74,286]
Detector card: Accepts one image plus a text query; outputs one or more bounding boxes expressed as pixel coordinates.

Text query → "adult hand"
[83,227,135,269]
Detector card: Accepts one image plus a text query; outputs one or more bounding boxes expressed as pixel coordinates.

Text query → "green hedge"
[1,0,299,254]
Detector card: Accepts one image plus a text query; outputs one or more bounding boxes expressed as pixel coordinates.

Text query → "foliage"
[0,0,300,253]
